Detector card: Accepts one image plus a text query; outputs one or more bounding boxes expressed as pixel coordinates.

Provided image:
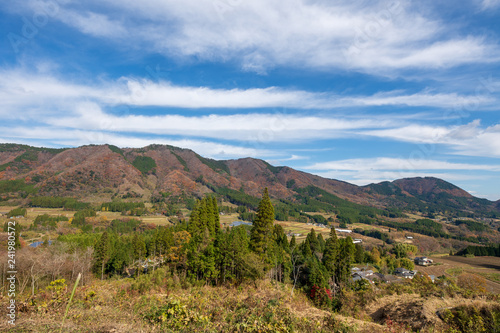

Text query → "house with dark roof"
[351,267,376,283]
[414,256,433,266]
[394,267,417,279]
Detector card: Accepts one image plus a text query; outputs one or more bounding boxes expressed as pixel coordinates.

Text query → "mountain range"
[0,143,498,216]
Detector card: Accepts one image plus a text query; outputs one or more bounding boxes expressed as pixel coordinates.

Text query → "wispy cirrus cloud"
[362,120,500,158]
[13,0,500,74]
[480,0,500,10]
[1,67,500,158]
[0,68,495,112]
[0,125,274,159]
[306,157,500,172]
[45,102,395,142]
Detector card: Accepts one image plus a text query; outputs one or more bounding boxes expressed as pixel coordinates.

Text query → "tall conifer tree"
[323,227,339,280]
[211,196,220,235]
[94,231,111,280]
[250,188,274,254]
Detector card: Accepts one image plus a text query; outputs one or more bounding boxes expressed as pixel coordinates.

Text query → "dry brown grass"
[2,269,498,333]
[140,216,172,226]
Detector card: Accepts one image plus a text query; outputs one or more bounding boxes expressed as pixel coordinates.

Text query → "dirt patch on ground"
[374,301,437,331]
[366,294,437,331]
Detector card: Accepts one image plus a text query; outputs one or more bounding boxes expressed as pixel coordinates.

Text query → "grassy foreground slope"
[1,269,499,332]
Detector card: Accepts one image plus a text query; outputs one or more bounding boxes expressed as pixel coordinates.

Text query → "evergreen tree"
[354,244,365,264]
[307,257,327,288]
[205,198,215,236]
[323,228,339,285]
[250,188,275,255]
[188,196,220,239]
[305,228,319,254]
[188,199,201,235]
[302,238,313,257]
[94,231,111,280]
[317,234,325,253]
[273,224,289,251]
[109,236,131,275]
[211,196,220,235]
[268,224,290,283]
[290,235,297,250]
[336,237,355,285]
[132,234,146,260]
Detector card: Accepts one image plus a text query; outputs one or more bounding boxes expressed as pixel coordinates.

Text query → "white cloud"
[1,68,500,159]
[0,126,272,159]
[57,9,128,38]
[266,154,309,165]
[20,0,499,73]
[1,68,500,158]
[304,156,500,192]
[0,68,494,112]
[306,157,500,172]
[362,120,500,158]
[117,80,325,109]
[355,37,494,70]
[45,103,394,142]
[481,0,500,9]
[339,91,494,108]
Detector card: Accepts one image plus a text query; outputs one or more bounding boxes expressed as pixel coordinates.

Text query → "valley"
[0,143,499,332]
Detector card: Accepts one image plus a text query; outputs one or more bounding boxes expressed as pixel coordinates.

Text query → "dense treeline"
[0,179,36,196]
[195,153,230,174]
[72,209,97,231]
[107,144,124,156]
[132,156,157,174]
[454,220,489,232]
[108,218,142,234]
[31,214,68,230]
[354,228,393,244]
[293,186,405,224]
[30,196,90,210]
[214,187,261,209]
[376,219,481,243]
[7,207,27,217]
[101,201,145,213]
[456,244,500,257]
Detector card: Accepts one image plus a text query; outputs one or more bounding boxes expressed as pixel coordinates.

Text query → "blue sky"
[1,0,500,200]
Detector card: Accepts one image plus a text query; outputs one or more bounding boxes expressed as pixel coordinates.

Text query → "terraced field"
[418,256,500,293]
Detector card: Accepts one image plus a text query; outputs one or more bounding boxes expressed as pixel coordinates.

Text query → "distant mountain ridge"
[0,143,497,216]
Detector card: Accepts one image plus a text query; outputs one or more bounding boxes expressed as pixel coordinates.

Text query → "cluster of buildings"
[351,258,436,285]
[351,266,419,284]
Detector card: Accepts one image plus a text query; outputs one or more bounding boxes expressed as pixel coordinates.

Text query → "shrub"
[310,285,332,308]
[442,304,500,333]
[144,299,210,330]
[7,207,26,217]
